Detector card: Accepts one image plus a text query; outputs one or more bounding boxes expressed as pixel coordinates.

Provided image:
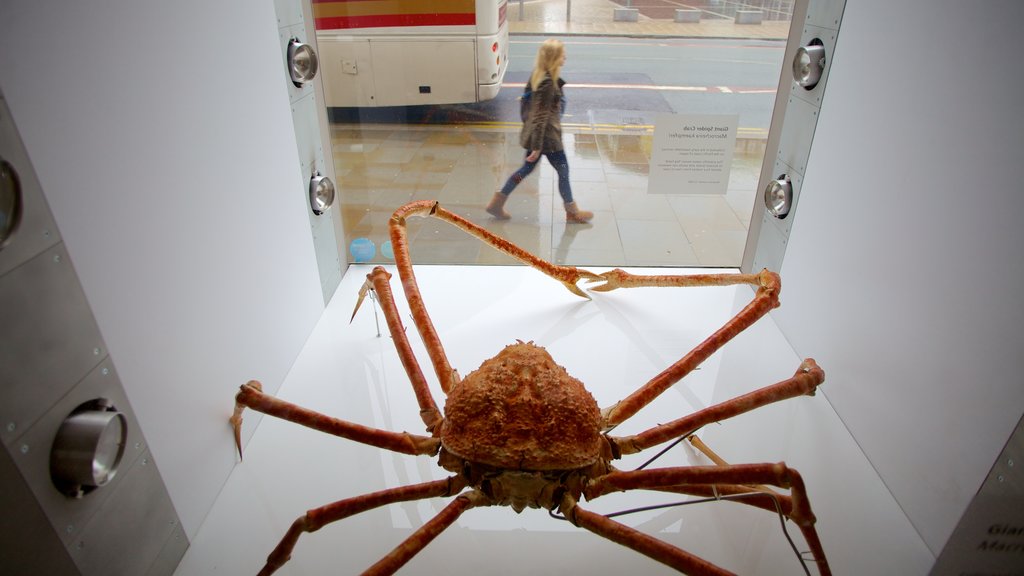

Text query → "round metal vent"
[0,158,22,250]
[764,175,793,219]
[50,399,128,498]
[287,39,319,87]
[309,172,335,216]
[793,39,826,90]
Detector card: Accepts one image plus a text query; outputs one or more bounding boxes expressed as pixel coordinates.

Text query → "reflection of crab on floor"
[231,200,831,576]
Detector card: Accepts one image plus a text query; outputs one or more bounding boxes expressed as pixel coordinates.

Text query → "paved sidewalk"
[507,0,791,39]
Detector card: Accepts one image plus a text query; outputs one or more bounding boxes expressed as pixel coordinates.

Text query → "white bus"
[314,0,509,107]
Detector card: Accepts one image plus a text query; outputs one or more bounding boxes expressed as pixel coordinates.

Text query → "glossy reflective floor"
[177,265,933,575]
[335,126,761,268]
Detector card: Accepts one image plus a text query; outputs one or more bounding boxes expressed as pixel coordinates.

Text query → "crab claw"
[557,267,604,299]
[350,278,374,323]
[230,380,262,461]
[586,268,632,292]
[561,281,590,299]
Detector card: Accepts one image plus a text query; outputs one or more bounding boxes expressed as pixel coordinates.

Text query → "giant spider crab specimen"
[231,200,831,576]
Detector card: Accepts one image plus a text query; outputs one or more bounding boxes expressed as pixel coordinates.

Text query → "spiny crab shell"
[439,341,603,471]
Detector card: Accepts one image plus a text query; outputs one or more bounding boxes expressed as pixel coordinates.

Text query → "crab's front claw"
[230,380,263,461]
[557,266,604,299]
[586,268,632,292]
[561,281,590,299]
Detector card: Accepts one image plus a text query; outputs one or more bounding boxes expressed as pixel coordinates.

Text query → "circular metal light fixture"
[0,158,23,250]
[50,399,127,498]
[793,39,826,90]
[287,38,319,87]
[309,172,335,216]
[764,175,793,218]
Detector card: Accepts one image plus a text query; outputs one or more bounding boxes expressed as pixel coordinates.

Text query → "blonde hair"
[529,39,564,90]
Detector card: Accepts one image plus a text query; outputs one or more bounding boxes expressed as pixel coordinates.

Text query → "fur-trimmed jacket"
[519,75,566,153]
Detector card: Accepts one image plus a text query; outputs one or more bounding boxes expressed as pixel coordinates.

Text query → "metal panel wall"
[743,0,846,274]
[279,0,344,304]
[0,92,185,575]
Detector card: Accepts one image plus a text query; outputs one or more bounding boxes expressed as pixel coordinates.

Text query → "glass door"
[317,0,794,268]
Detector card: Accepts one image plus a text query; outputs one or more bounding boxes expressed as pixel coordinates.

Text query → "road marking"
[444,120,768,138]
[604,56,679,61]
[691,57,779,65]
[504,82,775,94]
[572,82,707,92]
[511,39,784,51]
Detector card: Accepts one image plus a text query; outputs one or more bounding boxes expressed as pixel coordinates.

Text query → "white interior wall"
[0,1,326,538]
[772,0,1024,555]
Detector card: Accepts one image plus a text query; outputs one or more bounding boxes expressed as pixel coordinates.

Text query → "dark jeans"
[499,150,574,203]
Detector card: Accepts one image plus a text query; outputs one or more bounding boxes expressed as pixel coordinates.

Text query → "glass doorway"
[317,0,793,267]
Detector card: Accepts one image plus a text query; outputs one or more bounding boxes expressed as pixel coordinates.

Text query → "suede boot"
[564,201,593,223]
[486,192,511,219]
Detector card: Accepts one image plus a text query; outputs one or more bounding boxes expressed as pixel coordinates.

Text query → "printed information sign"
[648,114,739,195]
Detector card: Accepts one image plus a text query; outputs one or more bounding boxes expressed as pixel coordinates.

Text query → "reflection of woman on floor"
[487,38,593,223]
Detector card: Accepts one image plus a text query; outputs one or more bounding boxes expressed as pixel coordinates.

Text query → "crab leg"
[585,464,831,575]
[387,200,602,394]
[610,360,824,455]
[363,489,489,576]
[589,268,765,292]
[353,267,443,433]
[231,381,440,460]
[598,269,781,429]
[611,360,822,455]
[256,476,466,576]
[560,495,734,575]
[394,201,602,298]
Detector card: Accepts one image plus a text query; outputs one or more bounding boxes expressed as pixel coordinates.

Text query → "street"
[329,35,785,137]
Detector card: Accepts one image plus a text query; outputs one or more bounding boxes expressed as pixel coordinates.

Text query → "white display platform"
[176,265,933,575]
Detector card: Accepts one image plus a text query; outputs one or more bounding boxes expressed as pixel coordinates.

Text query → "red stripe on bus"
[316,13,476,29]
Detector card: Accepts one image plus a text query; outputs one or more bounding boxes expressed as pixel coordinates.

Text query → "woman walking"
[487,39,593,223]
